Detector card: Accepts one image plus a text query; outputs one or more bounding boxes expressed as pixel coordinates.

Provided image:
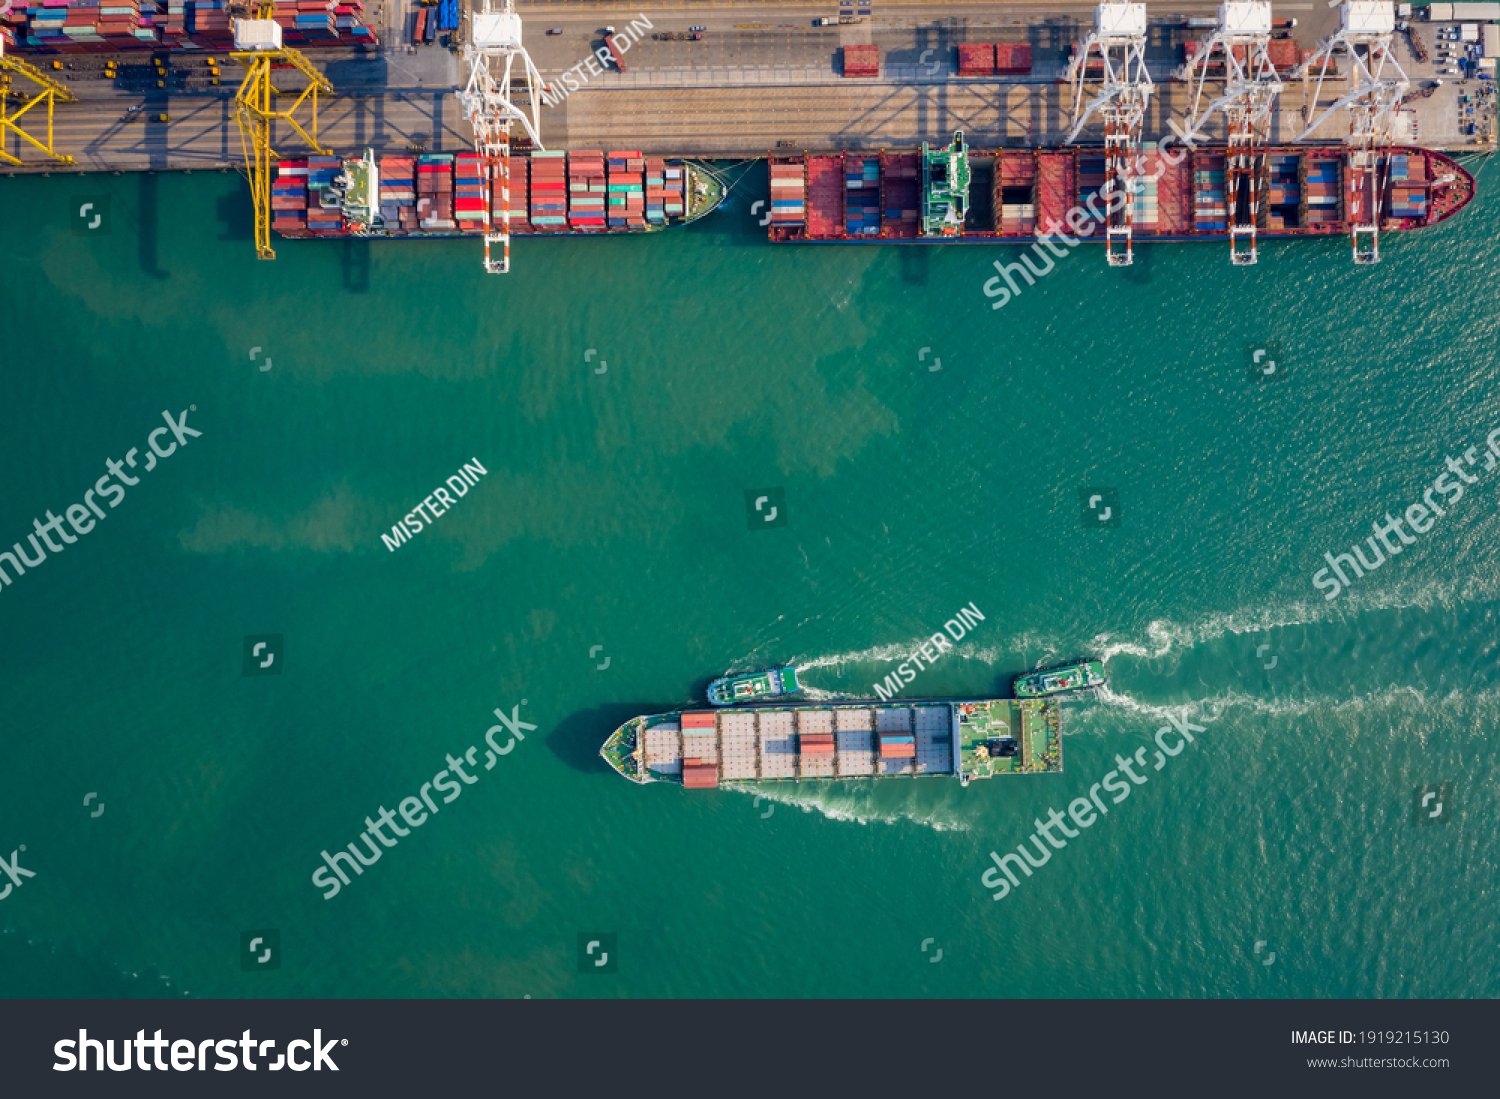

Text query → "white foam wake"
[721,782,972,832]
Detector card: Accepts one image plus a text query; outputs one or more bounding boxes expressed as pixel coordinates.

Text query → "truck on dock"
[605,31,626,71]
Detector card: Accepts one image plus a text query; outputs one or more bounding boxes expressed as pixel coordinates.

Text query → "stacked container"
[844,155,880,236]
[529,150,566,227]
[1266,152,1301,230]
[799,732,835,756]
[957,43,994,76]
[503,156,530,233]
[877,732,915,759]
[305,154,342,232]
[842,43,878,76]
[995,42,1031,75]
[606,149,645,229]
[1036,152,1072,236]
[1077,155,1107,237]
[807,156,844,236]
[769,158,806,228]
[1388,153,1428,220]
[567,148,606,230]
[12,0,376,52]
[1133,141,1158,229]
[271,160,308,234]
[1306,158,1340,226]
[663,162,687,218]
[1193,154,1227,231]
[995,152,1035,236]
[880,152,919,238]
[644,157,667,223]
[417,153,454,230]
[454,152,487,225]
[378,155,416,230]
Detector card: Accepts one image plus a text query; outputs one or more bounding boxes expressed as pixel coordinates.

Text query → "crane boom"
[231,8,333,260]
[456,0,545,274]
[0,38,77,166]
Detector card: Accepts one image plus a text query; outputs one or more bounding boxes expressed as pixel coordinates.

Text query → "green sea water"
[2,162,1499,999]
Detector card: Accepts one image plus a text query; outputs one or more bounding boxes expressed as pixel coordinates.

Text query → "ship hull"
[272,150,725,242]
[600,696,1062,788]
[768,145,1475,244]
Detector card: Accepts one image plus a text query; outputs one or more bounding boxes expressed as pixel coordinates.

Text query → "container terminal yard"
[1,0,1489,265]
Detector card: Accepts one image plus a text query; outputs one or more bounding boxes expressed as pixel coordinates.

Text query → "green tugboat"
[1013,660,1106,699]
[707,666,799,707]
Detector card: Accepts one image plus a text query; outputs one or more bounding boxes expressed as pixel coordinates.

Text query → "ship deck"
[601,698,1062,788]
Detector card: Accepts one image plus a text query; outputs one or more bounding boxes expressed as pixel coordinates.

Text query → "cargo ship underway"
[270,148,725,240]
[766,134,1475,248]
[600,698,1062,789]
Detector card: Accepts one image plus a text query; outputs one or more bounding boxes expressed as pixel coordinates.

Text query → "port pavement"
[2,1,1489,171]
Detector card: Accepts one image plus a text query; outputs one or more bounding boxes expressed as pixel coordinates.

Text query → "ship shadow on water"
[215,176,254,245]
[548,702,669,775]
[136,172,169,279]
[898,246,929,286]
[341,239,370,293]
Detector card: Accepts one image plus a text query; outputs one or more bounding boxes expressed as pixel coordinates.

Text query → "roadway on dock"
[1,1,1489,170]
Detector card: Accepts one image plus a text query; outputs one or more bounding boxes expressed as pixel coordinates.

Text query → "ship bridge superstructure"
[457,0,546,274]
[1066,1,1154,267]
[1294,0,1409,263]
[1179,1,1284,265]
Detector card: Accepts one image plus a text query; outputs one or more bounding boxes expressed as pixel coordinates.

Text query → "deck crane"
[1065,1,1154,267]
[0,37,76,166]
[1178,2,1283,265]
[230,5,333,260]
[456,0,545,274]
[1293,0,1409,264]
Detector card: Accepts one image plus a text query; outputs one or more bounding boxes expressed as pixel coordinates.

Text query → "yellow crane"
[0,40,76,166]
[231,5,332,259]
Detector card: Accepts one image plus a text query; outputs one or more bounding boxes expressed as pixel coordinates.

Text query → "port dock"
[4,2,1495,173]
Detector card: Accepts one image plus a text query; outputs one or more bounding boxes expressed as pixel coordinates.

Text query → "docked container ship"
[270,147,724,240]
[766,135,1475,244]
[600,697,1062,789]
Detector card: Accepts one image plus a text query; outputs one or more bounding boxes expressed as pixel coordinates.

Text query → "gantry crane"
[1294,0,1409,263]
[1066,1,1154,267]
[1179,2,1284,265]
[231,6,332,260]
[0,38,76,166]
[456,0,545,274]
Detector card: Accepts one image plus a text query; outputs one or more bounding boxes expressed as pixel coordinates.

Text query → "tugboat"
[706,665,799,706]
[1013,659,1106,699]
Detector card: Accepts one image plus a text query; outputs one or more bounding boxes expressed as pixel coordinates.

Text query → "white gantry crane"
[1179,2,1283,265]
[456,0,546,274]
[1066,1,1154,267]
[1294,0,1409,264]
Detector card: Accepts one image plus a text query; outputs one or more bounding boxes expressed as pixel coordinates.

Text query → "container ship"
[766,134,1475,245]
[270,148,724,240]
[600,697,1062,789]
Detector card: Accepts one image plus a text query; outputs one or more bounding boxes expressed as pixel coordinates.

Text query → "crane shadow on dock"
[548,702,672,775]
